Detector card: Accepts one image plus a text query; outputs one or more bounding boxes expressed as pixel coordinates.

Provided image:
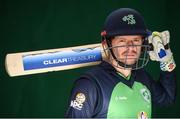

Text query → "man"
[65,8,176,118]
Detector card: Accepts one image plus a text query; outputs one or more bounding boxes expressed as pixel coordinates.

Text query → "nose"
[126,41,135,50]
[127,40,133,45]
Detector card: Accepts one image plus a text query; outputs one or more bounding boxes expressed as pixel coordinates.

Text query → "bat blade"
[5,43,106,77]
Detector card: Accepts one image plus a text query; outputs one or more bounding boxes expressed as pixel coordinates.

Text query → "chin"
[122,59,137,65]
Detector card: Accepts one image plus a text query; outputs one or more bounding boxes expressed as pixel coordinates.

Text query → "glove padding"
[148,30,176,72]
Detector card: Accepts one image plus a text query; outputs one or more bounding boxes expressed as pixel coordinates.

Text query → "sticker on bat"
[23,47,102,70]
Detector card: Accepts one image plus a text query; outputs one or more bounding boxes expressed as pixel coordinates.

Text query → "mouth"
[123,54,137,57]
[121,54,138,61]
[125,54,136,56]
[122,50,137,55]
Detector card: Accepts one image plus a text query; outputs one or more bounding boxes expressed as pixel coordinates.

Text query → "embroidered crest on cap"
[122,14,136,25]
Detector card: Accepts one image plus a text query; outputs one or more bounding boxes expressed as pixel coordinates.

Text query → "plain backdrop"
[0,0,179,117]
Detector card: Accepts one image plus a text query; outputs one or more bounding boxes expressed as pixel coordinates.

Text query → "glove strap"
[160,56,176,72]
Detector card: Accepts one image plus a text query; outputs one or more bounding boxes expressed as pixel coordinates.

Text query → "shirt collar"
[100,61,137,87]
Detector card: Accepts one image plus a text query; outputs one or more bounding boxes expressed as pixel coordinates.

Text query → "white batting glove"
[148,30,176,72]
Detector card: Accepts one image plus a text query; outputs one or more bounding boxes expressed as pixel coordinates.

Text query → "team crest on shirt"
[138,111,148,119]
[70,93,86,110]
[140,88,151,103]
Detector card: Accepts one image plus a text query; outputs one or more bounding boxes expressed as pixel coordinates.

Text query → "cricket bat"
[5,43,106,77]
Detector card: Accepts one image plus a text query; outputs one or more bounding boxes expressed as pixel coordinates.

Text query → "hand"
[148,30,176,72]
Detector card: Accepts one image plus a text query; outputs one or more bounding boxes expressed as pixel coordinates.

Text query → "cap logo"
[122,14,136,25]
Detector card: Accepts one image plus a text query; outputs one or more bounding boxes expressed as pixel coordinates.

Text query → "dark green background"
[0,0,179,118]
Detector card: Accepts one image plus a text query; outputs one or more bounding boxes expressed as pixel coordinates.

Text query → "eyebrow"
[114,36,142,40]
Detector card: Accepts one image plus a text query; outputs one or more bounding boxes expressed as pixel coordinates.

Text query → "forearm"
[151,70,176,106]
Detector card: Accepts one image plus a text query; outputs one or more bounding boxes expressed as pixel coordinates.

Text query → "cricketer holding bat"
[65,8,176,118]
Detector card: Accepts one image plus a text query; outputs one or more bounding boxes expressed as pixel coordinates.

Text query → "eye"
[117,39,126,43]
[133,38,142,43]
[119,39,125,42]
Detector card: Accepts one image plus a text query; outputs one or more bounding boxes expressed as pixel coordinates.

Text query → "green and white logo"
[122,14,136,25]
[140,88,151,103]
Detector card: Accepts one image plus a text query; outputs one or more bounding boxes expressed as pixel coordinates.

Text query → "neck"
[109,60,132,78]
[115,67,131,78]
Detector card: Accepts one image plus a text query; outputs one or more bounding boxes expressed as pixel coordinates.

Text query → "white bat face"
[5,43,103,77]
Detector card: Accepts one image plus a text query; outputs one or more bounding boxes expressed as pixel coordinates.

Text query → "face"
[110,35,143,65]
